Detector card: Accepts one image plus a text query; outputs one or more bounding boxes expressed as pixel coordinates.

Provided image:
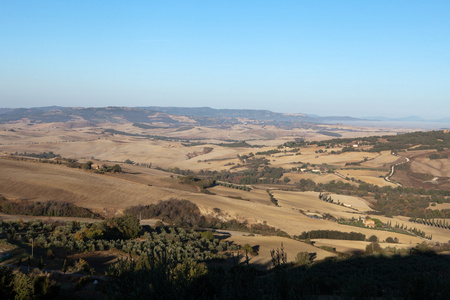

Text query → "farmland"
[2,109,450,298]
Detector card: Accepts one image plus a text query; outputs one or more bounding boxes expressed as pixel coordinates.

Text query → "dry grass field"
[0,157,432,246]
[208,186,272,206]
[2,121,450,255]
[429,203,450,210]
[338,169,396,187]
[283,173,344,185]
[359,151,400,169]
[272,190,373,220]
[389,150,450,189]
[409,152,450,177]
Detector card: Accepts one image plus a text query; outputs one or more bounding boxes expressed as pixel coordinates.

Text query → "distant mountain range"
[0,106,360,127]
[0,106,448,125]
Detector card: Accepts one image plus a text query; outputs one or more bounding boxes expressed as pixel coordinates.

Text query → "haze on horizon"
[1,1,449,119]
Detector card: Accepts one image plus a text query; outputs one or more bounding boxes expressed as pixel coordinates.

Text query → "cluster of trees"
[2,216,450,298]
[0,196,100,219]
[124,199,290,237]
[103,128,185,142]
[216,182,251,191]
[216,141,254,148]
[237,165,285,184]
[319,192,334,203]
[297,178,450,219]
[197,164,286,185]
[0,217,234,270]
[318,193,357,210]
[132,122,166,129]
[296,178,318,191]
[266,190,279,207]
[429,153,449,160]
[338,217,431,239]
[125,199,207,227]
[309,130,450,153]
[0,267,60,299]
[409,217,450,230]
[155,166,195,175]
[13,151,60,159]
[178,176,216,192]
[295,230,366,241]
[317,130,342,137]
[255,149,282,155]
[66,160,123,173]
[255,147,300,156]
[282,139,306,148]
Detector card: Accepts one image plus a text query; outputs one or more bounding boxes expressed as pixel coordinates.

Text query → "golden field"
[1,120,450,265]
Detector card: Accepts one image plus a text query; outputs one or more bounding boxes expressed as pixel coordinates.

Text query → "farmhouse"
[91,163,101,170]
[364,218,376,228]
[305,213,323,219]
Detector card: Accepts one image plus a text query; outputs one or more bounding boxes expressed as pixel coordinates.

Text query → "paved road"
[385,153,410,186]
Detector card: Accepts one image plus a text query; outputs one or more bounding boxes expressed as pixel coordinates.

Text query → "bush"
[295,251,310,265]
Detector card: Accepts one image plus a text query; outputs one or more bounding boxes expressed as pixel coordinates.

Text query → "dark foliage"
[14,151,60,159]
[296,230,366,241]
[0,196,101,219]
[125,199,206,228]
[125,199,290,237]
[0,266,60,300]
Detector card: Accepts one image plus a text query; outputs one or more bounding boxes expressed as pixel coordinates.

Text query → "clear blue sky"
[1,1,449,118]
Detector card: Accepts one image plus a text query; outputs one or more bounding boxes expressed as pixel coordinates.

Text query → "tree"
[112,164,123,173]
[13,273,34,299]
[386,237,396,243]
[62,260,68,274]
[295,252,310,265]
[201,231,214,241]
[242,244,256,256]
[0,266,14,298]
[82,161,93,170]
[270,243,287,268]
[365,242,382,254]
[368,235,378,242]
[106,215,141,239]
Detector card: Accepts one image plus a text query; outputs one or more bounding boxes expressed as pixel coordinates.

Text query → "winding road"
[384,153,410,187]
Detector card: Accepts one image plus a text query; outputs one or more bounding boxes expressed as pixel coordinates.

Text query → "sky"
[0,1,449,119]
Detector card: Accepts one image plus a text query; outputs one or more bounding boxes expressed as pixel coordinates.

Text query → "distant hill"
[0,106,365,127]
[139,106,314,121]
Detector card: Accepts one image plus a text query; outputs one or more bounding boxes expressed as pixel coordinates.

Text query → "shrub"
[295,251,310,265]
